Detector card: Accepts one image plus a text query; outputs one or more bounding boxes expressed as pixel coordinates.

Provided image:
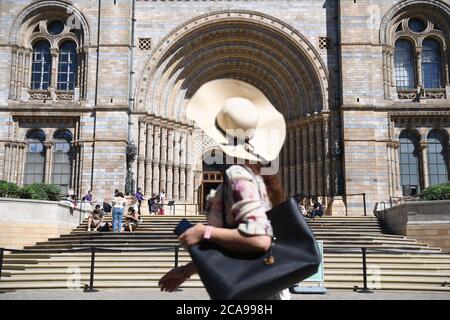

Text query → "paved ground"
[1,288,449,300]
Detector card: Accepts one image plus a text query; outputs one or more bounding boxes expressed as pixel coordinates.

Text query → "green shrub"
[38,184,61,201]
[0,180,21,198]
[20,184,49,200]
[420,182,450,201]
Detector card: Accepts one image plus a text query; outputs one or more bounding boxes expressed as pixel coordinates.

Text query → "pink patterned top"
[206,165,273,237]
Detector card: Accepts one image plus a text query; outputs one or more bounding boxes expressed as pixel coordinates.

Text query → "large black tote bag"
[188,197,321,300]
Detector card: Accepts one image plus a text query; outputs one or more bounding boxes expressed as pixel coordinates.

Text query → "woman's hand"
[158,266,188,292]
[178,223,206,248]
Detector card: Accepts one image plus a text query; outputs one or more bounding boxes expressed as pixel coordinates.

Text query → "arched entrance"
[134,11,339,214]
[199,149,228,211]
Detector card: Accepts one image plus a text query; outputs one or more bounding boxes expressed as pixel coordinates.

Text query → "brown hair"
[247,163,285,207]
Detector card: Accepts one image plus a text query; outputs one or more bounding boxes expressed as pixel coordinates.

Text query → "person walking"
[159,79,290,300]
[112,192,127,232]
[135,187,144,215]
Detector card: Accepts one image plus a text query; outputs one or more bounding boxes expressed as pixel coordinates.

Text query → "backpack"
[103,202,112,213]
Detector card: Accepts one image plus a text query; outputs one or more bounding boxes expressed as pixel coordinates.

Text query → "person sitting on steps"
[123,207,140,232]
[87,204,104,232]
[310,198,323,221]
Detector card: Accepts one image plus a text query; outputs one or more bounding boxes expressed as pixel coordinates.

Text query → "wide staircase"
[1,215,450,292]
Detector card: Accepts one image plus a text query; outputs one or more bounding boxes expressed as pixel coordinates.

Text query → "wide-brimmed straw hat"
[186,79,286,162]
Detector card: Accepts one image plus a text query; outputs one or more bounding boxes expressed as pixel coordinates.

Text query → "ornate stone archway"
[134,11,338,207]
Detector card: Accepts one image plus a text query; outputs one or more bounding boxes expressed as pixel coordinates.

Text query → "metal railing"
[167,203,203,216]
[0,246,181,292]
[1,245,448,293]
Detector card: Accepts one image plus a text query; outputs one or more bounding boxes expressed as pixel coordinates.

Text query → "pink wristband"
[203,226,214,240]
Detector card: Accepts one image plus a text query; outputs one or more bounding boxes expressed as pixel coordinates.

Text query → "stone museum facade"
[0,0,448,214]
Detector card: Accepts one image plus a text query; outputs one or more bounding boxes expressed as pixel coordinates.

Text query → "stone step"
[321,283,450,292]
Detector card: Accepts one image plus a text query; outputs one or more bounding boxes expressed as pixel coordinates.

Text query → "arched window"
[422,38,443,89]
[24,130,46,185]
[52,130,73,195]
[57,41,77,91]
[31,40,52,90]
[427,130,449,186]
[394,39,416,89]
[399,130,421,196]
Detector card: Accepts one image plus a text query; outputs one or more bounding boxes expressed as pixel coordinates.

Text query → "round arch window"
[408,18,426,33]
[47,20,65,35]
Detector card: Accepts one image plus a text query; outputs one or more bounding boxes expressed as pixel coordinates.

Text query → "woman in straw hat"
[159,79,290,299]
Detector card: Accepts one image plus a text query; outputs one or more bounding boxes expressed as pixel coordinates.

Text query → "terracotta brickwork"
[0,0,448,215]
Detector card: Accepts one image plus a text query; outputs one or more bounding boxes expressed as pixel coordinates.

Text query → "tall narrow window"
[31,41,52,90]
[394,39,415,89]
[399,130,421,196]
[422,38,442,89]
[57,41,77,90]
[427,130,448,186]
[52,130,73,195]
[24,130,46,185]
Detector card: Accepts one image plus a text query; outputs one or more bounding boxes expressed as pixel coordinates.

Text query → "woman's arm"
[179,224,271,253]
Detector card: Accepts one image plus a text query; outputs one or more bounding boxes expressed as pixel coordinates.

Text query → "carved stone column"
[392,141,400,194]
[186,128,194,203]
[416,47,423,89]
[283,136,289,195]
[44,142,53,184]
[166,128,174,200]
[386,142,394,197]
[302,125,309,197]
[315,119,324,197]
[3,142,11,180]
[152,125,161,194]
[308,121,316,197]
[137,120,146,190]
[194,170,202,213]
[179,127,187,201]
[289,129,296,197]
[145,122,154,198]
[17,142,26,185]
[420,141,429,189]
[9,143,17,182]
[322,115,331,197]
[159,122,167,194]
[295,126,303,195]
[173,127,181,200]
[50,48,59,89]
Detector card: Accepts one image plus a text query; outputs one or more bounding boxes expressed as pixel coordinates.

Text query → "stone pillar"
[315,119,324,197]
[420,141,429,189]
[50,48,59,89]
[392,141,400,193]
[9,143,17,182]
[179,127,187,201]
[145,122,154,198]
[173,127,181,200]
[159,123,167,194]
[416,48,423,89]
[9,49,17,99]
[295,126,303,195]
[283,137,289,195]
[16,50,23,99]
[308,121,316,197]
[152,125,161,194]
[3,143,11,181]
[44,142,53,184]
[166,128,174,200]
[387,142,394,197]
[186,128,194,203]
[302,126,309,197]
[137,120,146,190]
[323,116,331,197]
[194,170,202,212]
[288,129,296,197]
[16,142,26,185]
